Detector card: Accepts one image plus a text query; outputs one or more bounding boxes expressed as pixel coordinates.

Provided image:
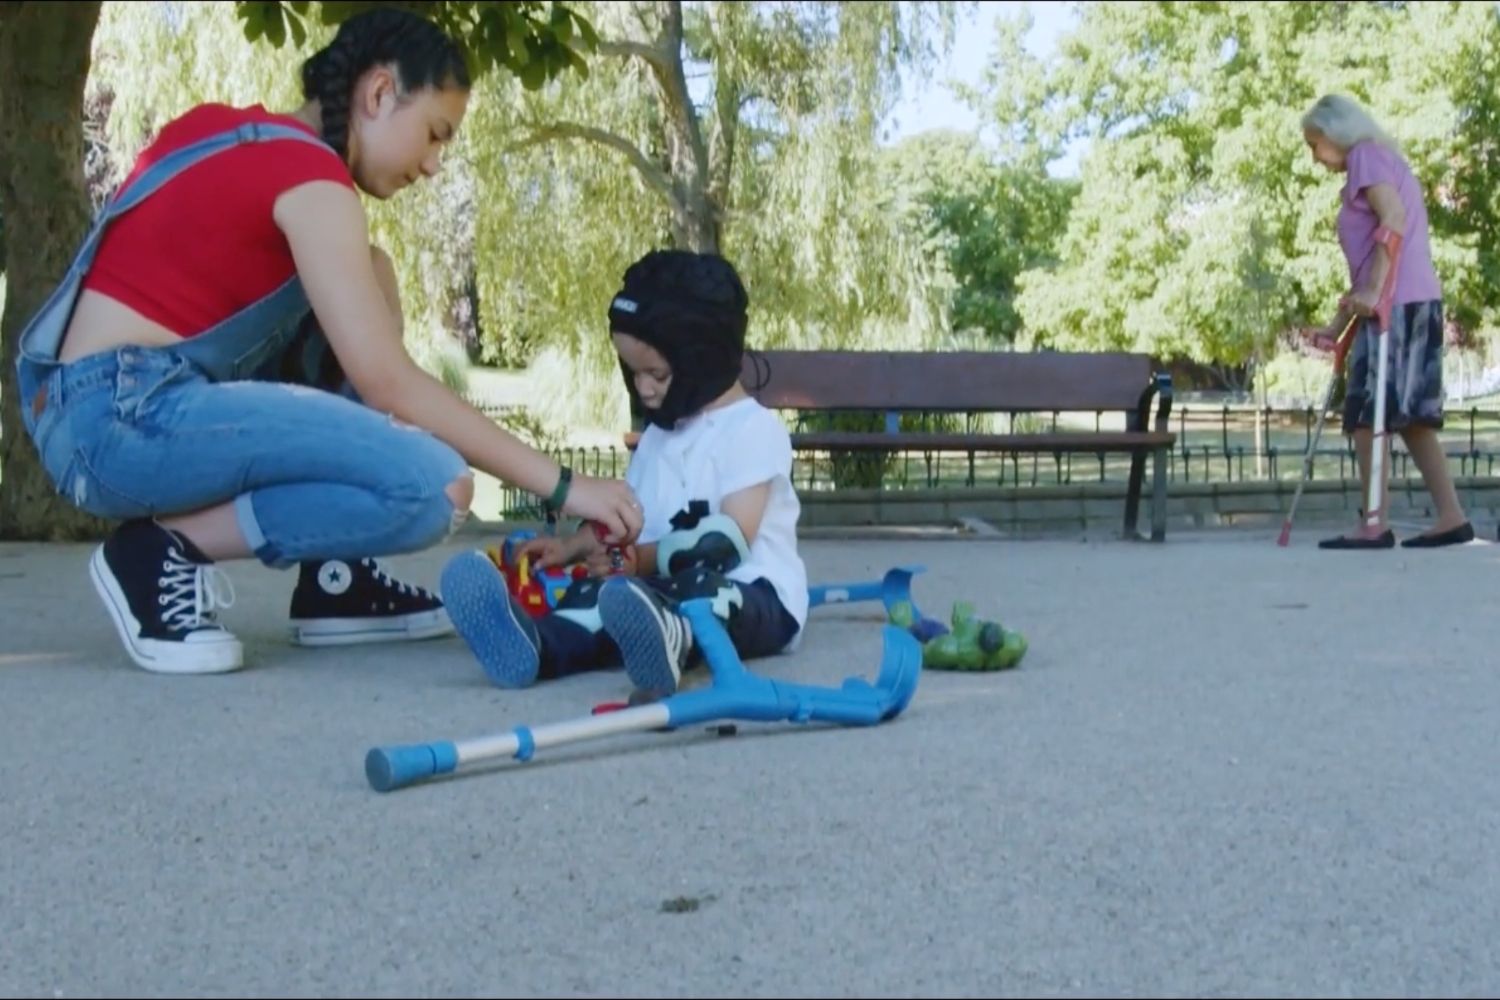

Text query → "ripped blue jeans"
[22,346,469,568]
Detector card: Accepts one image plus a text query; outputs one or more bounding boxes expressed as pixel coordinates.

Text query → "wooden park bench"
[735,349,1176,541]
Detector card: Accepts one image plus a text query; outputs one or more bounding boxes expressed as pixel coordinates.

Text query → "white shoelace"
[158,548,236,633]
[362,559,434,600]
[637,582,693,663]
[663,610,692,663]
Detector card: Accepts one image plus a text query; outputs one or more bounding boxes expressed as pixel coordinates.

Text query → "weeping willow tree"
[466,0,962,430]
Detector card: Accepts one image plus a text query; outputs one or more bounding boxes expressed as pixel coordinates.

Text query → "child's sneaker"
[440,550,542,688]
[288,558,451,646]
[598,577,694,696]
[88,519,242,675]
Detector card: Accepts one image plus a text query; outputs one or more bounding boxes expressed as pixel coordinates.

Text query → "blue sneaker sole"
[599,580,681,695]
[440,551,540,689]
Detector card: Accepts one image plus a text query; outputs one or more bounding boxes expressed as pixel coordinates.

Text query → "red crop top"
[82,103,354,337]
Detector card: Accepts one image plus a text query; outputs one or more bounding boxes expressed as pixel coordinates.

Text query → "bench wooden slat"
[786,431,1175,453]
[742,350,1157,413]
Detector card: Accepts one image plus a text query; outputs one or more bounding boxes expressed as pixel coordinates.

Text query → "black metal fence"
[1167,402,1500,484]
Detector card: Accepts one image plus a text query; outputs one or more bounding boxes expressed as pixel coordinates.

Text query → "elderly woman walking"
[1300,93,1473,549]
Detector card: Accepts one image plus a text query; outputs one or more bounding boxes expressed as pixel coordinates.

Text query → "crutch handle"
[1373,227,1404,330]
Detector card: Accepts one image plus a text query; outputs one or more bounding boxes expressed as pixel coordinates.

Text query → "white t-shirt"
[626,396,809,647]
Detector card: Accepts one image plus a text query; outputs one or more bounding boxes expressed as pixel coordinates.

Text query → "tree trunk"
[651,0,717,253]
[552,2,720,253]
[1253,345,1266,479]
[0,1,111,541]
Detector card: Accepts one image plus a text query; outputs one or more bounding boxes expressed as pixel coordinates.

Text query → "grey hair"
[1301,93,1400,153]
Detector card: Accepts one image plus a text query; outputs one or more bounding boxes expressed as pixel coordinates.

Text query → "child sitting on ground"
[440,249,808,695]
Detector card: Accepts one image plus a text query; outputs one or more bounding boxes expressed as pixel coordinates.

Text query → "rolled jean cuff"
[234,493,283,568]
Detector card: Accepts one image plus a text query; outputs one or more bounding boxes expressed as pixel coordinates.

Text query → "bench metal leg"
[1151,445,1168,541]
[1123,450,1146,539]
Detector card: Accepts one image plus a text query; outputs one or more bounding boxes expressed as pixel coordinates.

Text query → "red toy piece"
[484,523,629,620]
[591,521,628,575]
[484,542,550,617]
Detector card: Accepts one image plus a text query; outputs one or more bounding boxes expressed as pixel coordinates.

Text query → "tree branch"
[708,75,740,215]
[595,37,667,71]
[657,0,700,148]
[507,121,681,209]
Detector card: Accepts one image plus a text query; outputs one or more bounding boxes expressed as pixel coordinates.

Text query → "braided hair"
[300,8,470,162]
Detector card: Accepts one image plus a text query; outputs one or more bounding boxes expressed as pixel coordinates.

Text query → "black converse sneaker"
[288,558,452,647]
[88,519,242,675]
[598,577,695,696]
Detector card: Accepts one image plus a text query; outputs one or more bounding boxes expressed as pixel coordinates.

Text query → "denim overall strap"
[164,272,318,384]
[16,122,337,389]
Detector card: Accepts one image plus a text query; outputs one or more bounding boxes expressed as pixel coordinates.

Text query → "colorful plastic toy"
[481,529,592,619]
[889,599,1027,672]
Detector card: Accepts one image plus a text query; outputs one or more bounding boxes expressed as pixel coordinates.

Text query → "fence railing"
[1166,402,1500,484]
[493,404,1500,519]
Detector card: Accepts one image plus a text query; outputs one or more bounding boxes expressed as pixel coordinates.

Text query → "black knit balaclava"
[607,249,749,430]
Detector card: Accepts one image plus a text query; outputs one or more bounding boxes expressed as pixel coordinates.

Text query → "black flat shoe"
[1400,522,1475,548]
[1319,530,1396,550]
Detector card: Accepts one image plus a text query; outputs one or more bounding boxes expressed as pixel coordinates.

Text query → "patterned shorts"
[1342,299,1446,434]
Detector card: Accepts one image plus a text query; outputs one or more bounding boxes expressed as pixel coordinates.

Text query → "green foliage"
[414,332,471,394]
[234,0,313,48]
[93,4,313,167]
[1253,350,1337,409]
[973,1,1500,369]
[1439,15,1500,331]
[233,1,599,89]
[701,1,961,350]
[877,129,1077,343]
[495,403,566,453]
[520,339,639,442]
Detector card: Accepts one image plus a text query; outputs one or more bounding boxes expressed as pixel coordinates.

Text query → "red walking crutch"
[1278,311,1360,547]
[1279,227,1403,546]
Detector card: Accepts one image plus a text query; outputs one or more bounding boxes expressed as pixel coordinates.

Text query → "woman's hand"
[1344,286,1380,317]
[518,528,636,577]
[516,535,575,571]
[1299,324,1340,354]
[563,474,643,545]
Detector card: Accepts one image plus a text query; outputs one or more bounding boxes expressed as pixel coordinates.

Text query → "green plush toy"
[890,600,1027,672]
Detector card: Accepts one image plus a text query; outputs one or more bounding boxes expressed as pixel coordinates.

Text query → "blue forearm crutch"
[365,565,938,792]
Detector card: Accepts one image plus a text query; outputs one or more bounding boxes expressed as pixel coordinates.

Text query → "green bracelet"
[544,465,573,513]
